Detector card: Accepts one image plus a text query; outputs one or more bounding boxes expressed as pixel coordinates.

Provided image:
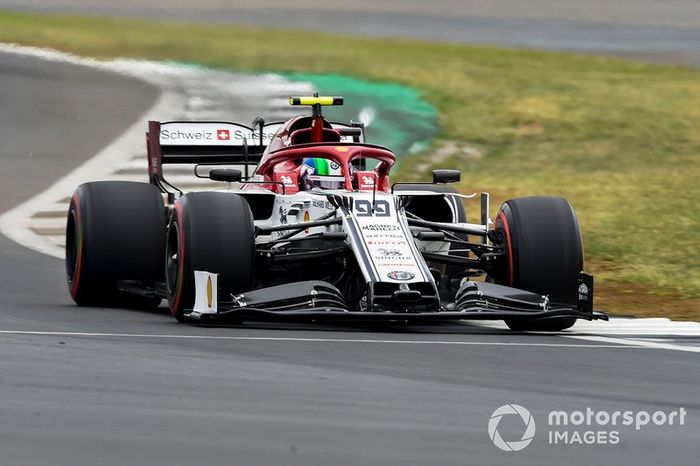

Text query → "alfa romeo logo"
[387,270,414,281]
[488,404,536,451]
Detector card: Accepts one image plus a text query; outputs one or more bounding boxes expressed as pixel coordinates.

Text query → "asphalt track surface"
[1,4,699,466]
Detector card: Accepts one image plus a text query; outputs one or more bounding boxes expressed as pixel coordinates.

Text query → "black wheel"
[165,192,255,322]
[492,196,583,331]
[66,181,165,308]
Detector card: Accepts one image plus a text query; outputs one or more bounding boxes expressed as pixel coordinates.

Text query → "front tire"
[165,192,255,322]
[491,196,583,331]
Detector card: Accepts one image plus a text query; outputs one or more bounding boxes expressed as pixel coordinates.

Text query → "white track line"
[565,335,700,354]
[0,43,314,258]
[0,89,181,258]
[472,317,700,336]
[0,329,646,348]
[464,317,700,338]
[468,318,700,353]
[563,317,700,336]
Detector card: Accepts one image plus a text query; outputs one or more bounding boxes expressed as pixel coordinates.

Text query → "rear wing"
[146,120,283,178]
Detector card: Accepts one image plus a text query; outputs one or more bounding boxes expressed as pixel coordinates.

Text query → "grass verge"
[0,11,698,319]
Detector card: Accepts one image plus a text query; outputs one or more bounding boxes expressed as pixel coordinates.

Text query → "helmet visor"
[304,175,345,190]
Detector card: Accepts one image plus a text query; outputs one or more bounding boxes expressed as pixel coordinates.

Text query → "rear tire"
[66,181,165,308]
[492,196,583,331]
[165,192,255,322]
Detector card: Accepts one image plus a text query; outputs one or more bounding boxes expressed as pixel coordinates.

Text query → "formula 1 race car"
[65,96,607,330]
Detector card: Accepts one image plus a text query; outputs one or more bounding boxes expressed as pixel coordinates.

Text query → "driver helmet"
[300,158,345,190]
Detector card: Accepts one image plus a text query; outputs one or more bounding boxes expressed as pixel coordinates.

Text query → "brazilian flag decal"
[306,158,337,175]
[313,158,329,175]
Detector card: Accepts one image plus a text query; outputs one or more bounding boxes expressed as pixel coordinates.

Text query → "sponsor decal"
[387,270,415,281]
[377,248,403,257]
[250,130,278,142]
[160,128,213,141]
[335,146,350,152]
[206,276,213,309]
[280,175,294,186]
[361,175,375,187]
[312,199,334,210]
[330,161,340,170]
[193,271,218,314]
[361,224,400,232]
[355,200,390,217]
[578,283,589,301]
[279,206,288,225]
[304,211,310,233]
[365,234,404,240]
[159,122,282,146]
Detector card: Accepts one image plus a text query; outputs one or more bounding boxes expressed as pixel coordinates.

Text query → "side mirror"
[432,169,461,184]
[337,127,363,138]
[209,168,242,183]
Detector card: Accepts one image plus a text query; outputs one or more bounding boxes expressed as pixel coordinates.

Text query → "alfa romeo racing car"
[65,96,607,330]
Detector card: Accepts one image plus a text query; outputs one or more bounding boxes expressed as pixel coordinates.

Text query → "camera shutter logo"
[488,404,536,451]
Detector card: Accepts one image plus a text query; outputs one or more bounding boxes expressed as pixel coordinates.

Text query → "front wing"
[185,273,608,323]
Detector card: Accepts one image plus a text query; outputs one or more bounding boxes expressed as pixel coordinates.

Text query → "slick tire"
[165,192,255,323]
[66,181,165,308]
[493,196,583,332]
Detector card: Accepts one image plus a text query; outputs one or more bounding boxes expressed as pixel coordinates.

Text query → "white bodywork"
[192,271,218,316]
